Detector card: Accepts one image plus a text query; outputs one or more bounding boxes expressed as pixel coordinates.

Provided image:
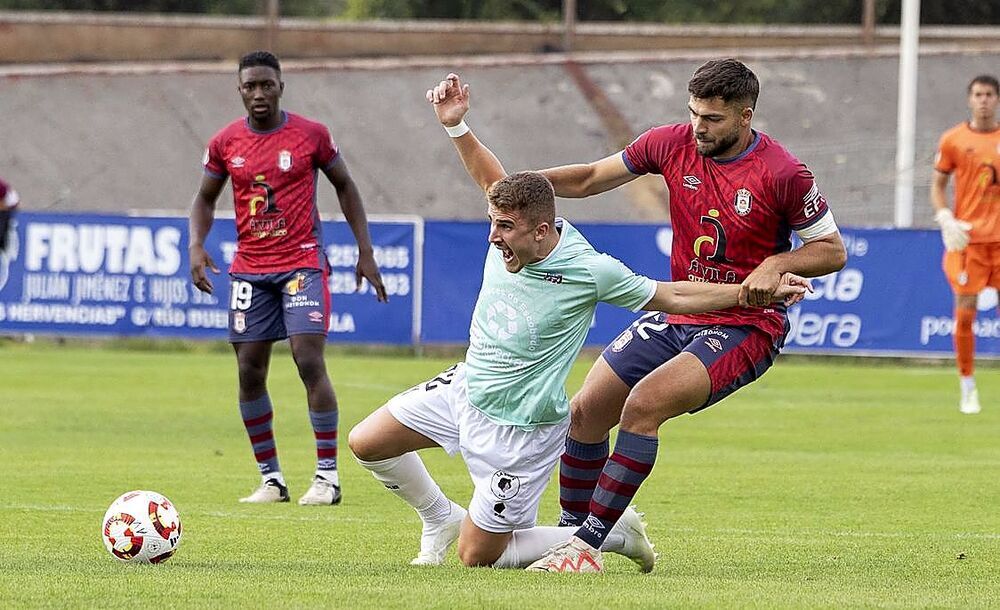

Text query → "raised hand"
[426,73,470,128]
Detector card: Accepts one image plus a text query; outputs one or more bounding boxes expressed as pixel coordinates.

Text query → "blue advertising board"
[2,212,996,358]
[0,212,418,344]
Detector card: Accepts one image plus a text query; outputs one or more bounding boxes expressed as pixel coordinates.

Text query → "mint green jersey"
[465,219,656,427]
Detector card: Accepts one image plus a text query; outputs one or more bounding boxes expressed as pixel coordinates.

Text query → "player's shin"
[355,453,453,523]
[558,437,609,526]
[492,527,577,569]
[576,430,657,550]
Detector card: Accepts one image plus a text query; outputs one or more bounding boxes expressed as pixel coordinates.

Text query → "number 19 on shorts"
[230,280,253,311]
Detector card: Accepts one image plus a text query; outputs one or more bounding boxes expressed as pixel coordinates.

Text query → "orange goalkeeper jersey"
[935,122,1000,243]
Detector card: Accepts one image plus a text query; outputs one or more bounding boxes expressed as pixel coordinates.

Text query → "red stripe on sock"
[249,430,273,444]
[314,430,338,440]
[596,473,640,497]
[609,452,654,475]
[591,501,626,521]
[561,500,591,513]
[559,474,600,489]
[317,448,337,459]
[254,448,277,462]
[561,453,608,469]
[243,411,273,428]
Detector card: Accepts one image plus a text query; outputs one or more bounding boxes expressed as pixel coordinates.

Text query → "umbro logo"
[231,156,246,168]
[583,515,606,537]
[682,175,702,191]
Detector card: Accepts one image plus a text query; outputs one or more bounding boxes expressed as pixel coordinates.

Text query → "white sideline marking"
[0,503,369,523]
[3,502,998,539]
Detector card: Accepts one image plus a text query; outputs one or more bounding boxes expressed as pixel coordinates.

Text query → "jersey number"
[230,280,253,311]
[424,364,459,391]
[249,175,281,216]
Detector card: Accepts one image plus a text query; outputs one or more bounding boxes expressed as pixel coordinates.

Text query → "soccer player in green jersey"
[347,74,808,571]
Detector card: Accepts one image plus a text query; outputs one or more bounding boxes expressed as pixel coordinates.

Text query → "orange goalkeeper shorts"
[943,243,1000,296]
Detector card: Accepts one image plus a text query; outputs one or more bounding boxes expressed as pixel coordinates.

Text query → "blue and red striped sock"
[239,394,281,477]
[309,409,338,481]
[575,430,657,549]
[558,436,609,526]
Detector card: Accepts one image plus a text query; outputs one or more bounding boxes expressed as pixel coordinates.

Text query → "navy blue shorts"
[602,312,787,413]
[227,268,330,343]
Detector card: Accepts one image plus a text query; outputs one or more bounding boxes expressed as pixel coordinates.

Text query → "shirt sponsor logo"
[682,175,702,191]
[231,156,246,168]
[278,150,292,172]
[734,188,752,216]
[611,328,633,352]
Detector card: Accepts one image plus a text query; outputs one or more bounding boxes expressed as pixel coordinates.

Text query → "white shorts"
[386,362,569,533]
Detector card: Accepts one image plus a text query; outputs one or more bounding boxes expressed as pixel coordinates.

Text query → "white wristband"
[444,120,470,138]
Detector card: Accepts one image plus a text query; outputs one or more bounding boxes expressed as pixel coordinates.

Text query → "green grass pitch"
[1,342,997,608]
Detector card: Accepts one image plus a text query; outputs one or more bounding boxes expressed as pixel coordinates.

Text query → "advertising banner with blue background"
[2,212,997,357]
[0,212,418,344]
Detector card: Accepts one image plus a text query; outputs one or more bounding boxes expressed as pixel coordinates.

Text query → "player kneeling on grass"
[346,74,810,572]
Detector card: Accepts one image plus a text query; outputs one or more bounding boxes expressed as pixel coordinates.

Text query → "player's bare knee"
[346,423,376,462]
[456,539,502,567]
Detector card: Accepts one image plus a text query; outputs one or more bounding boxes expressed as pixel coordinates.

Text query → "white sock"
[315,470,340,487]
[960,375,976,396]
[263,471,286,486]
[492,526,577,569]
[356,453,453,523]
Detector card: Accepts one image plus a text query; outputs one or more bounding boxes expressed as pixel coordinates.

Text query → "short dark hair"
[238,50,281,75]
[687,58,759,110]
[487,172,556,226]
[968,74,999,95]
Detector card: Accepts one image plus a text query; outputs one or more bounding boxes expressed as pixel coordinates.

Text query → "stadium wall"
[2,50,1000,228]
[2,11,999,64]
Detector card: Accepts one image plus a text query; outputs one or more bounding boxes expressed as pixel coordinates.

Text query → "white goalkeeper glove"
[934,208,972,252]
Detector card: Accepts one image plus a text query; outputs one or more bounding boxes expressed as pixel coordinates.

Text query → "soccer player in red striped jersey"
[524,59,848,572]
[188,51,387,507]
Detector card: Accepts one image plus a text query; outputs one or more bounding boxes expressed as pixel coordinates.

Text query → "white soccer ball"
[101,490,182,564]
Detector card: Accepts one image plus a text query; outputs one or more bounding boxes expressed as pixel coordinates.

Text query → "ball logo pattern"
[101,490,182,564]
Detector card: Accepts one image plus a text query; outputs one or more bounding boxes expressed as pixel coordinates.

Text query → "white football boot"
[410,502,467,566]
[298,475,342,506]
[525,536,604,573]
[239,478,290,503]
[960,388,982,414]
[603,505,657,573]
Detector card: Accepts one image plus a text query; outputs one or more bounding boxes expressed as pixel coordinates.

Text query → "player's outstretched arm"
[188,174,225,294]
[738,231,847,307]
[645,273,810,314]
[323,157,388,303]
[538,153,638,199]
[426,73,507,192]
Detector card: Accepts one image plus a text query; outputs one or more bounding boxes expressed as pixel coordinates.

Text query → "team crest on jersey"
[278,150,293,172]
[734,188,752,216]
[233,312,247,334]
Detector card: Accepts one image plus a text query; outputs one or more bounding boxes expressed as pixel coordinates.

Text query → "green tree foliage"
[1,0,996,24]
